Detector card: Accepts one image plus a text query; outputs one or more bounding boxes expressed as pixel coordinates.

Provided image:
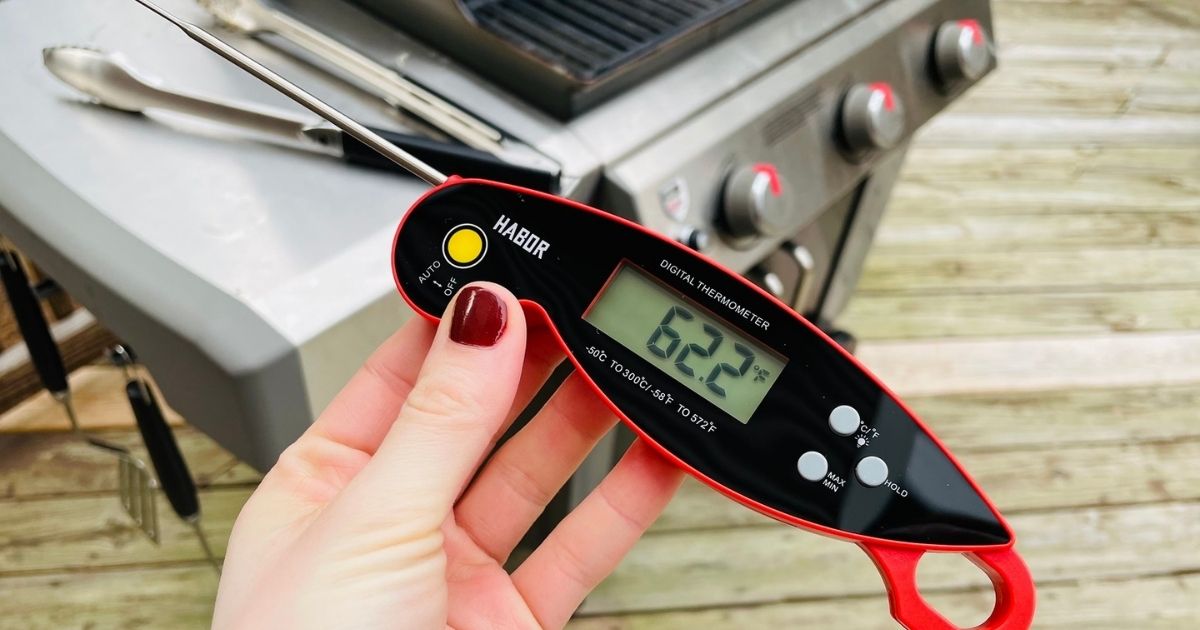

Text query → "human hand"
[212,283,685,629]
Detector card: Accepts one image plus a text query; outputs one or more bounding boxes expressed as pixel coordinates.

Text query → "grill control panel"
[601,0,994,319]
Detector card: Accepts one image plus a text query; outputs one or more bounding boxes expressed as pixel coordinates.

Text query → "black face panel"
[394,180,1010,547]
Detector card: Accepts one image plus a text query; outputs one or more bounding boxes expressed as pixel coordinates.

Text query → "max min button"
[797,451,829,482]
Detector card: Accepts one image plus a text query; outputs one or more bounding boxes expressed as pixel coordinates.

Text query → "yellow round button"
[443,224,487,268]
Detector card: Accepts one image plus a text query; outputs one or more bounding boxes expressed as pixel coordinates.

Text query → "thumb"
[323,282,528,532]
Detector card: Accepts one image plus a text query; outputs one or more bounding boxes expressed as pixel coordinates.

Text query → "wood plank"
[888,145,1200,222]
[840,290,1200,340]
[583,502,1200,614]
[1004,44,1200,75]
[899,146,1200,185]
[992,1,1200,47]
[2,436,1195,569]
[0,365,183,433]
[950,87,1200,119]
[0,427,260,500]
[0,487,248,575]
[890,173,1200,215]
[916,113,1200,147]
[570,573,1200,630]
[0,315,120,418]
[857,248,1200,294]
[854,332,1200,396]
[2,568,1190,630]
[654,438,1200,531]
[13,436,1193,577]
[0,499,1194,625]
[0,566,218,630]
[997,42,1189,69]
[953,69,1200,117]
[903,384,1200,451]
[868,212,1200,251]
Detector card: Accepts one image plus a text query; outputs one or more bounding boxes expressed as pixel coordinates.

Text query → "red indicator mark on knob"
[752,163,783,196]
[868,82,896,112]
[958,18,985,44]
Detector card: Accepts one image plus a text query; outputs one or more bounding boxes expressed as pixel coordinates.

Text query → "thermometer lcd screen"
[585,263,786,423]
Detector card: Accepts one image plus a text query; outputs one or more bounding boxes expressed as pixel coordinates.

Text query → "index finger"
[309,304,567,459]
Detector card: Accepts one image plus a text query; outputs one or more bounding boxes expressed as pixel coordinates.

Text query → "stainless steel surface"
[790,243,816,312]
[934,20,993,87]
[44,46,314,140]
[198,0,504,153]
[721,164,793,239]
[840,82,907,155]
[131,0,449,186]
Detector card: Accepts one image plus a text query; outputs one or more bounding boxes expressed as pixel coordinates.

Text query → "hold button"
[855,456,889,487]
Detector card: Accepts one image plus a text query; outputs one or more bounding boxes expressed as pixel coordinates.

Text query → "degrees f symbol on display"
[753,365,770,383]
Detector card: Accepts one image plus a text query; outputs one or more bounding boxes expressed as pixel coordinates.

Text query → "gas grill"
[303,0,996,333]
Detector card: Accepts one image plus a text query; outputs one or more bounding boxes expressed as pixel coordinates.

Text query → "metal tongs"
[43,46,557,191]
[0,249,160,543]
[197,0,504,154]
[131,0,449,185]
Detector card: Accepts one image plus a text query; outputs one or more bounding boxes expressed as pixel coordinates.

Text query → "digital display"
[584,264,786,423]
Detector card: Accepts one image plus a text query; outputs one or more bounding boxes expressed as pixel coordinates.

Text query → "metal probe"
[130,0,447,186]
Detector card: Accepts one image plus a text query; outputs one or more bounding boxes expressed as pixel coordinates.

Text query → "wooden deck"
[2,0,1199,627]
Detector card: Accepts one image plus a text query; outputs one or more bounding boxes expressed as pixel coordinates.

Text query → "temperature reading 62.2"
[647,306,762,398]
[585,264,786,423]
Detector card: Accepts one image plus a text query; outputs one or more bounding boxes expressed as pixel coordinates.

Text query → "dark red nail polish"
[450,286,507,347]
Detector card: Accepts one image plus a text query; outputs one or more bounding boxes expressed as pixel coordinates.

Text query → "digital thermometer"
[136,3,1036,627]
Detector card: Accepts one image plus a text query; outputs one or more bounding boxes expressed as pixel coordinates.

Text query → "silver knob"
[840,82,906,155]
[933,19,992,87]
[722,163,791,238]
[677,226,710,252]
[748,267,786,299]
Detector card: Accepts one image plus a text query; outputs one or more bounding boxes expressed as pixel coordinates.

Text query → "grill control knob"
[722,163,790,238]
[677,226,710,252]
[933,19,992,87]
[840,82,906,156]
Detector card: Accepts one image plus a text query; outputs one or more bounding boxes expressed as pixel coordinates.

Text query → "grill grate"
[466,0,762,81]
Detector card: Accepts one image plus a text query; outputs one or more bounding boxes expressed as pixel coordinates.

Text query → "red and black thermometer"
[138,3,1036,627]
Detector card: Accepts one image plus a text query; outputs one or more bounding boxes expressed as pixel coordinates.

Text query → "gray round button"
[797,451,829,482]
[829,405,861,436]
[855,456,889,487]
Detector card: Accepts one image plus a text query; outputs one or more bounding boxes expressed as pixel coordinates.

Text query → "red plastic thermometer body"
[392,178,1036,629]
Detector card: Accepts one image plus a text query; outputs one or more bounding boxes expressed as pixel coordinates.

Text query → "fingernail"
[450,286,507,347]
